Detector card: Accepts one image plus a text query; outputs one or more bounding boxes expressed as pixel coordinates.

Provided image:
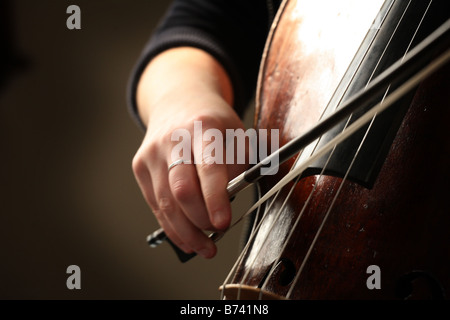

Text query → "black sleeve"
[127,0,274,130]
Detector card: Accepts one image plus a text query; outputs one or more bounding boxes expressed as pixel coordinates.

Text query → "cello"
[218,0,450,300]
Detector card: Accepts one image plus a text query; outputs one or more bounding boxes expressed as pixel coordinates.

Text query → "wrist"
[136,47,234,127]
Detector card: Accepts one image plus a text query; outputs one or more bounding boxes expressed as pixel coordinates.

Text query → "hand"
[132,48,248,258]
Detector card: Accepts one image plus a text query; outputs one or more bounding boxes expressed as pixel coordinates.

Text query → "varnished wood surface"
[227,0,450,299]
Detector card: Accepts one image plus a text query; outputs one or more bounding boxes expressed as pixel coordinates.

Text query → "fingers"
[195,161,232,231]
[154,167,217,258]
[132,113,246,259]
[132,153,188,253]
[168,162,213,231]
[133,152,217,258]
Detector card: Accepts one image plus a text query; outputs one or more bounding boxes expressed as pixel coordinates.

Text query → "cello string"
[227,95,356,298]
[271,2,418,299]
[229,0,394,299]
[221,1,446,298]
[365,0,412,85]
[221,88,332,299]
[236,143,324,299]
[285,108,380,299]
[253,2,395,298]
[220,46,450,298]
[285,3,436,299]
[255,1,396,296]
[219,162,297,299]
[223,0,394,298]
[234,47,449,247]
[285,3,434,298]
[256,143,344,299]
[221,0,340,291]
[224,51,344,298]
[220,180,296,299]
[281,0,410,297]
[218,182,262,299]
[219,132,312,298]
[401,1,432,64]
[220,149,307,299]
[226,46,450,299]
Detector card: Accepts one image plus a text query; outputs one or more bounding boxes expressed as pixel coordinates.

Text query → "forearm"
[133,47,247,258]
[136,47,234,127]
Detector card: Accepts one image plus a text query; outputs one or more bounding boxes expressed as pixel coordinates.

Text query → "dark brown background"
[0,0,254,299]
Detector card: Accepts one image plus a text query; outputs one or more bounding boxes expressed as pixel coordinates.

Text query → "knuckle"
[132,153,145,176]
[190,114,218,127]
[202,190,220,203]
[158,197,174,216]
[152,209,164,221]
[143,191,158,211]
[132,146,158,175]
[171,179,195,203]
[197,161,219,175]
[143,143,159,161]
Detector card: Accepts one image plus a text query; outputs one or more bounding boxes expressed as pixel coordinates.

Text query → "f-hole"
[258,258,296,288]
[396,271,445,300]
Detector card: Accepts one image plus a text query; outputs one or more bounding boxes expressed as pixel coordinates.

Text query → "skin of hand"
[132,47,249,258]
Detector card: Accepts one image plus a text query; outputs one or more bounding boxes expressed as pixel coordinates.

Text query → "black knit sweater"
[127,0,281,129]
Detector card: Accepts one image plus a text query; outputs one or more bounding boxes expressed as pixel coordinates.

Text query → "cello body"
[222,0,450,299]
